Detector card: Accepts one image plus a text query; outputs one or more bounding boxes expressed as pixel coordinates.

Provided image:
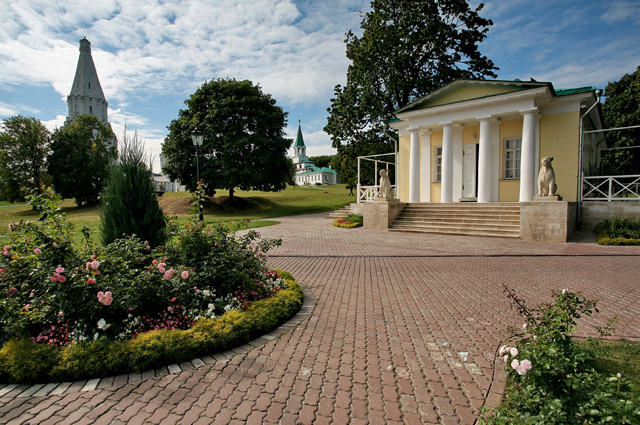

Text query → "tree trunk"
[229,187,234,205]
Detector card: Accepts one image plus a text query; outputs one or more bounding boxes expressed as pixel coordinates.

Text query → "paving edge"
[0,285,317,400]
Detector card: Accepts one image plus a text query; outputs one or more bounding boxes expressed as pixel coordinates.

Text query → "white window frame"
[433,145,443,183]
[503,137,522,180]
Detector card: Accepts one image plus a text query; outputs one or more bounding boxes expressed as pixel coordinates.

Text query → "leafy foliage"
[601,66,640,176]
[162,78,292,203]
[482,287,640,424]
[333,213,363,228]
[594,217,640,240]
[309,155,334,169]
[0,190,286,354]
[324,0,498,175]
[100,127,166,248]
[47,114,117,206]
[0,116,51,203]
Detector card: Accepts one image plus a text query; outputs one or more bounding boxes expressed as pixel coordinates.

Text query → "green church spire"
[294,120,305,148]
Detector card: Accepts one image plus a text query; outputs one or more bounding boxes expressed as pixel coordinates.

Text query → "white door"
[463,143,477,198]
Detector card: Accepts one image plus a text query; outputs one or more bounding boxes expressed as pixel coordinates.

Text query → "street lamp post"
[191,126,204,221]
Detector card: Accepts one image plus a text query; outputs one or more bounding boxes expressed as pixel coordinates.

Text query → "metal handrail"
[582,175,640,201]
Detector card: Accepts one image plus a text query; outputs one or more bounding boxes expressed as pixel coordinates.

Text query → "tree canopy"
[162,78,291,203]
[324,0,498,178]
[601,66,640,175]
[47,114,117,206]
[0,115,51,203]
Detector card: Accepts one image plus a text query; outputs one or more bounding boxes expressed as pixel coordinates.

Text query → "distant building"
[291,121,339,185]
[153,153,186,193]
[64,37,109,126]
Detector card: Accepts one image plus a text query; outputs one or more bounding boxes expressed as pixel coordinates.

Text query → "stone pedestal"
[534,195,563,201]
[362,198,406,231]
[520,201,577,242]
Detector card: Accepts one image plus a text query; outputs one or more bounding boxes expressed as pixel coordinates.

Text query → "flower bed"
[0,192,302,384]
[595,217,640,245]
[333,213,363,228]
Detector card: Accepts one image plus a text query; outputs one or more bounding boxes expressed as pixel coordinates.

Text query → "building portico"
[390,79,602,204]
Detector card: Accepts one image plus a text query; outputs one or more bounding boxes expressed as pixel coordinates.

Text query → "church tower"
[64,37,109,126]
[291,121,314,173]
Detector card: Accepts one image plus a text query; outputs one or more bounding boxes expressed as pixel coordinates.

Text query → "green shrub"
[482,287,640,424]
[0,279,303,383]
[594,217,640,240]
[596,236,640,246]
[100,128,166,248]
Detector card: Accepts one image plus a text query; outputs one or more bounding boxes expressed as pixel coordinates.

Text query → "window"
[88,82,91,89]
[504,137,522,179]
[434,146,442,182]
[89,105,93,114]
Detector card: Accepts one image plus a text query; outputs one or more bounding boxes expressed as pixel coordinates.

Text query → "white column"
[420,130,432,202]
[409,127,420,203]
[441,123,453,203]
[477,117,492,203]
[452,125,464,202]
[520,110,537,202]
[490,120,502,202]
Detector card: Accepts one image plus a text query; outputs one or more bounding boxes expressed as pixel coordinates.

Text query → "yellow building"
[388,79,604,204]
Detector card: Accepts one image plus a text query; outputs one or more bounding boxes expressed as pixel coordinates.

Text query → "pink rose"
[34,248,41,254]
[52,242,58,248]
[91,261,100,270]
[158,266,165,273]
[97,291,113,305]
[3,250,11,257]
[516,359,532,376]
[511,359,520,370]
[162,268,174,280]
[56,267,64,273]
[181,271,189,279]
[87,278,96,284]
[9,287,17,295]
[3,246,9,251]
[146,245,150,250]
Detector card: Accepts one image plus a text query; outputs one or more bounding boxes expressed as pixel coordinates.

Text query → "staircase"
[389,203,521,238]
[326,205,352,219]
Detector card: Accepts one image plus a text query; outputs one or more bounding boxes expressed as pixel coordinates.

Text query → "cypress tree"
[100,128,166,247]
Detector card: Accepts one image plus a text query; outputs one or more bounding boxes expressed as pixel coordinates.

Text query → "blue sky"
[1,0,639,173]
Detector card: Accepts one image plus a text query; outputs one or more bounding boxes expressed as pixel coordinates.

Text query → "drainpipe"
[577,89,602,226]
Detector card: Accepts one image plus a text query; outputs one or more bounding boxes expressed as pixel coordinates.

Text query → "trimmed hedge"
[596,236,640,246]
[0,270,303,384]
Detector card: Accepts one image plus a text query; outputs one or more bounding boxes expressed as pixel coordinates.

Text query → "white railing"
[357,185,396,203]
[582,175,640,201]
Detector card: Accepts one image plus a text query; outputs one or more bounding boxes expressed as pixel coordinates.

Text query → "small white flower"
[522,323,527,330]
[224,304,232,312]
[562,289,567,294]
[499,345,508,356]
[208,303,215,310]
[510,347,518,356]
[97,318,111,330]
[617,373,622,379]
[202,290,211,296]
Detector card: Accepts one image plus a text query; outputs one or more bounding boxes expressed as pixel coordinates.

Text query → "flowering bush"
[0,189,286,347]
[483,287,640,424]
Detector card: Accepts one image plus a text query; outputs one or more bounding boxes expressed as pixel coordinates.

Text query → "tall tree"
[325,0,498,163]
[309,155,334,168]
[601,66,640,176]
[0,116,51,203]
[100,127,166,248]
[47,114,116,206]
[162,78,291,204]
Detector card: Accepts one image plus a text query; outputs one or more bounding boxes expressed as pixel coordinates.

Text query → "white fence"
[582,175,640,201]
[357,185,396,203]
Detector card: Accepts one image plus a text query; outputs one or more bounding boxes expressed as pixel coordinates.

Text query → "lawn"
[0,184,355,245]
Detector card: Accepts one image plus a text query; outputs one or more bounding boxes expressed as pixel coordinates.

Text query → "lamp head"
[191,127,204,147]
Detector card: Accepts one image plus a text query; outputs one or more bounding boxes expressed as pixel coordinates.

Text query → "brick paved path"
[2,213,639,424]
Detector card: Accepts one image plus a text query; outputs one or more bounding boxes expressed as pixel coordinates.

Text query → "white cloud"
[602,1,640,25]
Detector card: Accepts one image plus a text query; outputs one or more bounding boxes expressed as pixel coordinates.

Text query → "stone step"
[391,220,520,232]
[394,217,520,225]
[388,226,520,238]
[401,211,520,218]
[326,205,352,219]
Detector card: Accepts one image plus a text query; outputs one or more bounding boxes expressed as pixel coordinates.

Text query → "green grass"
[580,339,640,398]
[0,185,354,245]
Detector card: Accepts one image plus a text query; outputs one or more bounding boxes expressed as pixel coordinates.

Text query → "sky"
[1,0,639,173]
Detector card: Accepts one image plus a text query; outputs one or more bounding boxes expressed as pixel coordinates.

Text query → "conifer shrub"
[100,128,167,248]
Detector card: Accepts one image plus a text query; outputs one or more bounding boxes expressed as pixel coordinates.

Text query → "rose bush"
[483,287,640,424]
[0,189,287,347]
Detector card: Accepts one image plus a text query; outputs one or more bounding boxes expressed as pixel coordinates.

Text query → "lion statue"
[537,156,557,196]
[379,169,395,199]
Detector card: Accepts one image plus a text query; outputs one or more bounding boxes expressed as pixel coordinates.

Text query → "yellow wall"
[429,130,443,202]
[539,111,580,202]
[498,118,524,202]
[424,86,521,108]
[398,135,410,202]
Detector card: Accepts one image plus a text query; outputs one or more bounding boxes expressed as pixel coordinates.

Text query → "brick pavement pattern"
[2,213,639,424]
